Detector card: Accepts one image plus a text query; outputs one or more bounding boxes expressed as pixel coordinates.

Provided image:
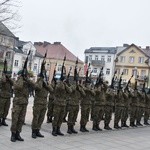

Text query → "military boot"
[96,124,102,131]
[71,125,78,134]
[136,121,143,126]
[32,129,37,139]
[15,131,24,141]
[47,116,52,123]
[10,132,16,142]
[144,120,150,125]
[0,118,2,126]
[52,127,57,136]
[36,129,44,138]
[57,127,64,136]
[67,125,72,134]
[92,124,98,131]
[80,125,86,132]
[114,123,121,129]
[104,123,112,130]
[1,118,8,126]
[83,125,89,132]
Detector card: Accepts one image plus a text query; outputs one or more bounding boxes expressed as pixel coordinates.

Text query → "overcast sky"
[16,0,150,61]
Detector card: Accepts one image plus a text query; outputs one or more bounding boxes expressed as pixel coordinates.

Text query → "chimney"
[34,42,43,46]
[43,41,50,47]
[146,46,150,49]
[54,42,61,45]
[123,44,129,47]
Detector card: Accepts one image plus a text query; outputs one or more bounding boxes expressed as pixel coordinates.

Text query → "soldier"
[144,89,150,125]
[136,90,145,126]
[114,89,124,129]
[121,88,130,127]
[46,80,55,123]
[130,89,139,127]
[31,76,53,138]
[10,70,35,142]
[52,79,72,136]
[104,87,115,130]
[92,84,105,131]
[67,81,85,134]
[0,71,14,126]
[80,81,95,132]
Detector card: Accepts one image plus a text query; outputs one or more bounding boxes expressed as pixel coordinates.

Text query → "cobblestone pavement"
[0,97,150,150]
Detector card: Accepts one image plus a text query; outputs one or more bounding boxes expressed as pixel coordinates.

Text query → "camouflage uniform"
[80,84,95,132]
[144,92,150,125]
[0,75,13,126]
[136,91,145,126]
[130,90,139,127]
[31,78,53,138]
[67,83,85,134]
[52,81,72,136]
[10,76,34,142]
[92,86,105,131]
[114,90,124,129]
[121,90,130,127]
[104,88,114,130]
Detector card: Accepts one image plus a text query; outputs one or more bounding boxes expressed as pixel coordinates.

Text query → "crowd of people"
[0,69,150,143]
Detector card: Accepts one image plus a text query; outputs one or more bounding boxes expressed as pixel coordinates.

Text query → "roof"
[84,47,117,54]
[13,47,23,54]
[35,51,43,58]
[142,48,150,57]
[0,22,15,37]
[34,41,83,63]
[18,40,29,48]
[117,43,149,57]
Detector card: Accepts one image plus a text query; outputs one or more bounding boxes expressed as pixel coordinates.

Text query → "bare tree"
[0,0,21,30]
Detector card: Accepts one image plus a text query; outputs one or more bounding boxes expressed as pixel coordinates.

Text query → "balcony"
[91,60,105,66]
[136,76,148,82]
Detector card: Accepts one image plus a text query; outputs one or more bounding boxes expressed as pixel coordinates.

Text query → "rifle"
[66,66,72,83]
[142,76,147,93]
[110,70,117,89]
[60,55,66,81]
[74,57,78,82]
[95,67,103,86]
[117,72,123,93]
[125,75,133,91]
[22,50,31,77]
[40,50,48,83]
[3,59,7,74]
[52,63,57,83]
[85,63,90,83]
[134,75,138,91]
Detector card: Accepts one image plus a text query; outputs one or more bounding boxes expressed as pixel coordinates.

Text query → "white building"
[84,47,118,85]
[12,41,43,81]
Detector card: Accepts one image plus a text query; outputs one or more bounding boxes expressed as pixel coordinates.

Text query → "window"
[33,63,37,71]
[141,70,146,76]
[47,63,50,69]
[106,68,110,75]
[138,57,144,64]
[120,56,125,63]
[129,56,134,63]
[95,55,98,60]
[107,56,111,62]
[93,68,97,73]
[132,69,138,76]
[6,52,11,59]
[123,69,128,75]
[57,65,62,72]
[24,49,28,54]
[89,55,92,61]
[14,60,19,67]
[101,56,105,61]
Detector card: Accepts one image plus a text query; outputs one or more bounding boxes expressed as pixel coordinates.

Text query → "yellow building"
[115,44,150,88]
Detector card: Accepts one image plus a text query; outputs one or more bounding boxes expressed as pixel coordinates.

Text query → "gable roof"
[0,22,15,37]
[34,41,83,63]
[117,43,149,57]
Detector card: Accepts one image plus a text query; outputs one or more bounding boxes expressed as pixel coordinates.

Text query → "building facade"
[34,41,84,82]
[84,47,117,85]
[115,44,150,88]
